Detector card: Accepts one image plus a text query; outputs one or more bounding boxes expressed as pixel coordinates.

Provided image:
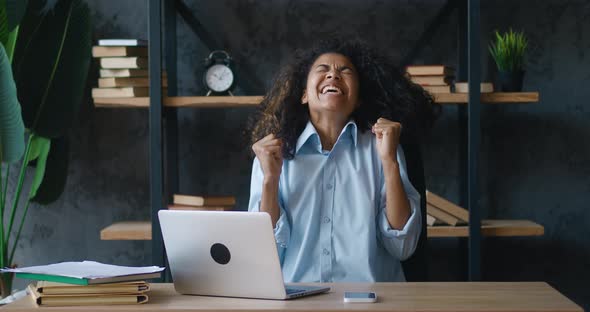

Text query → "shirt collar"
[295,120,358,154]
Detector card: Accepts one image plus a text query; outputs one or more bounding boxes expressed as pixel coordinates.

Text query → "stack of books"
[91,39,166,101]
[425,190,469,226]
[28,281,150,307]
[0,261,164,307]
[169,194,236,211]
[406,65,455,94]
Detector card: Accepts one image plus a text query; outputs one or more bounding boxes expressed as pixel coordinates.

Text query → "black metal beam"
[457,0,468,211]
[148,0,164,273]
[402,0,457,67]
[175,0,264,94]
[163,0,178,283]
[467,0,482,282]
[175,0,221,50]
[457,0,469,282]
[164,0,179,205]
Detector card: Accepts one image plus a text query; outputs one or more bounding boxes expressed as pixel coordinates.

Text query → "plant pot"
[0,271,14,299]
[497,70,525,92]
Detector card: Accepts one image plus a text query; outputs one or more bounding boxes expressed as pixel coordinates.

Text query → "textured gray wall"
[7,0,589,309]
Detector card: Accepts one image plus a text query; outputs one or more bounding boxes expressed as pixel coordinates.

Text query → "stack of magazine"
[1,261,164,306]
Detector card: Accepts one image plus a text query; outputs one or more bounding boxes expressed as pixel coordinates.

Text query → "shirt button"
[324,217,331,223]
[326,184,333,190]
[323,249,330,256]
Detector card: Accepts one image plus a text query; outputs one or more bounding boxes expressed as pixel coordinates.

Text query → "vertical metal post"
[163,0,179,282]
[467,0,482,281]
[164,0,179,209]
[457,0,468,208]
[148,0,164,270]
[457,0,469,281]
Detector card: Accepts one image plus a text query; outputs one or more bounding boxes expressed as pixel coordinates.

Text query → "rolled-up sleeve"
[248,157,291,263]
[377,146,422,261]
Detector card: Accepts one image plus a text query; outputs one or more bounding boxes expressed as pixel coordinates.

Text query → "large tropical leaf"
[25,135,50,200]
[0,42,24,163]
[31,136,68,204]
[13,0,91,138]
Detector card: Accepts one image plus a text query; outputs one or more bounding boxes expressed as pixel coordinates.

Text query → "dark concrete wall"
[10,0,589,309]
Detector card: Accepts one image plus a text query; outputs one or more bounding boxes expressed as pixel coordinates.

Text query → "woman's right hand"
[252,134,283,182]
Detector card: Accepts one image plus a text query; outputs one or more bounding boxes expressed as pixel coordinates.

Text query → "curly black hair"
[249,38,439,159]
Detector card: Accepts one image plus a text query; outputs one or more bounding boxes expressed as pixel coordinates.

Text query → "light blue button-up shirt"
[248,120,421,282]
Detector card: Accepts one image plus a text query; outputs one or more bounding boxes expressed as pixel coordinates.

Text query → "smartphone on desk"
[343,291,377,303]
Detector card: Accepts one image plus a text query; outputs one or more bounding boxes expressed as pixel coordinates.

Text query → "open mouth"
[321,85,344,95]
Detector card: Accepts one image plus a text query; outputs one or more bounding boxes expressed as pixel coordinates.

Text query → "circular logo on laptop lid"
[210,243,231,265]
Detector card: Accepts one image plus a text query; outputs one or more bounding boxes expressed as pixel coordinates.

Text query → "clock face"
[205,64,234,92]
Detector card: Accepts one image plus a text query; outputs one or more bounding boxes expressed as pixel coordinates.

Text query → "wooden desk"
[2,282,582,312]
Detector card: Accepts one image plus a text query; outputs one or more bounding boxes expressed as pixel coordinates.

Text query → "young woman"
[248,38,436,282]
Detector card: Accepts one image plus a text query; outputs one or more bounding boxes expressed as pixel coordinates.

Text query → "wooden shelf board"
[100,221,151,240]
[428,219,544,238]
[93,96,263,108]
[93,92,538,108]
[101,219,543,240]
[433,92,539,104]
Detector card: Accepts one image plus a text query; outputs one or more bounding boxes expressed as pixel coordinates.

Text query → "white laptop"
[158,210,330,300]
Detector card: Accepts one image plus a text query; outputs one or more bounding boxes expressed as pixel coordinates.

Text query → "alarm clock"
[203,50,236,96]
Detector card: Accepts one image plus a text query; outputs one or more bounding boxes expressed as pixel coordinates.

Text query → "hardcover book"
[99,69,149,77]
[406,65,455,76]
[426,190,469,222]
[28,284,149,306]
[98,39,148,46]
[427,204,466,226]
[92,87,152,98]
[168,204,233,211]
[92,46,148,57]
[99,57,148,69]
[173,194,236,207]
[33,281,150,295]
[98,77,167,88]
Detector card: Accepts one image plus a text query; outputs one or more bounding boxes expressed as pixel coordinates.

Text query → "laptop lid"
[158,210,289,299]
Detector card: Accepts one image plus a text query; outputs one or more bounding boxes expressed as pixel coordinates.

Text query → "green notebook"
[2,261,164,285]
[15,272,161,285]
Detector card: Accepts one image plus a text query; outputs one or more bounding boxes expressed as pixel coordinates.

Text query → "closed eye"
[315,64,330,72]
[340,66,354,74]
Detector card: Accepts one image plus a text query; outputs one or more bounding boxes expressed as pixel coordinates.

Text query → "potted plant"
[0,0,91,297]
[488,29,528,92]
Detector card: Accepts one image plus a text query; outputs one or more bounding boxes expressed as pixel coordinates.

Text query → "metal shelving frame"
[147,0,483,281]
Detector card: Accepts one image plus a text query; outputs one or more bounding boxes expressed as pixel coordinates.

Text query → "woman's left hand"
[372,117,401,165]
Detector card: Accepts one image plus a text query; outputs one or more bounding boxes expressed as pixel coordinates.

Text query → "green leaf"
[5,25,18,62]
[25,131,43,164]
[0,42,24,163]
[13,0,91,139]
[26,135,50,199]
[31,136,68,204]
